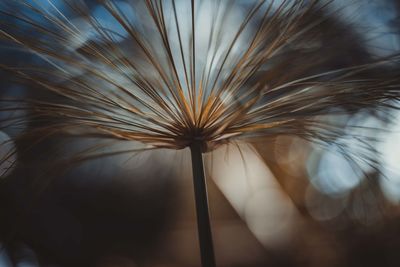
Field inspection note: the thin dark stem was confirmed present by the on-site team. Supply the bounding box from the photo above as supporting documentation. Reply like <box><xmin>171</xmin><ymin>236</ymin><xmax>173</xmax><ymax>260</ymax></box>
<box><xmin>190</xmin><ymin>142</ymin><xmax>216</xmax><ymax>267</ymax></box>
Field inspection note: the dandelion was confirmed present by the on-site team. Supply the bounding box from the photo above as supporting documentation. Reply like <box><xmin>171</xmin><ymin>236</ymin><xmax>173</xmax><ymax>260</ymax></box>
<box><xmin>0</xmin><ymin>0</ymin><xmax>399</xmax><ymax>266</ymax></box>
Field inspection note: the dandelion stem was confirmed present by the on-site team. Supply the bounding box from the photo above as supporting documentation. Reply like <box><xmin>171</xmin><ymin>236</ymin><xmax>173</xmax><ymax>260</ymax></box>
<box><xmin>190</xmin><ymin>142</ymin><xmax>216</xmax><ymax>267</ymax></box>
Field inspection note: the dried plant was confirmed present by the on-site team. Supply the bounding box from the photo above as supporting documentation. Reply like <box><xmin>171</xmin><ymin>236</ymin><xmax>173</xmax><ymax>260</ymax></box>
<box><xmin>0</xmin><ymin>0</ymin><xmax>399</xmax><ymax>266</ymax></box>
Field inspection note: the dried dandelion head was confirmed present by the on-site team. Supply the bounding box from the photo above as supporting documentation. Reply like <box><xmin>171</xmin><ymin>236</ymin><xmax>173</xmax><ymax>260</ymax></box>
<box><xmin>0</xmin><ymin>0</ymin><xmax>399</xmax><ymax>159</ymax></box>
<box><xmin>1</xmin><ymin>1</ymin><xmax>400</xmax><ymax>266</ymax></box>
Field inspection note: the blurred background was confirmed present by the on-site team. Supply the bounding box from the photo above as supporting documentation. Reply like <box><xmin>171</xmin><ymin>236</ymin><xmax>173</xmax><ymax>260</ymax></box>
<box><xmin>1</xmin><ymin>0</ymin><xmax>400</xmax><ymax>266</ymax></box>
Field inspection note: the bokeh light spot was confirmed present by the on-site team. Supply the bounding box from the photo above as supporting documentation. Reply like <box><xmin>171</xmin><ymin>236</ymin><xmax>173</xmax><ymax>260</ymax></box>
<box><xmin>379</xmin><ymin>108</ymin><xmax>400</xmax><ymax>203</ymax></box>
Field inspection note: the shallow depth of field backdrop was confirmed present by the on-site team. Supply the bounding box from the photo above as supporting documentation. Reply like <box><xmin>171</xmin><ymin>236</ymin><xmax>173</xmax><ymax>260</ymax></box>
<box><xmin>0</xmin><ymin>0</ymin><xmax>400</xmax><ymax>267</ymax></box>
